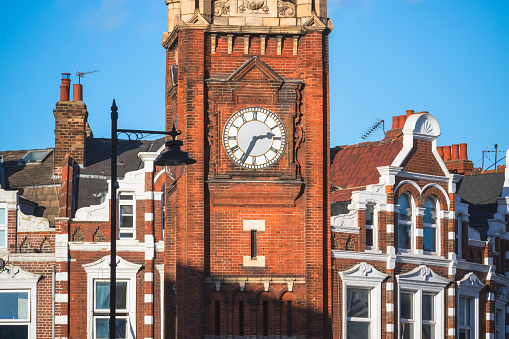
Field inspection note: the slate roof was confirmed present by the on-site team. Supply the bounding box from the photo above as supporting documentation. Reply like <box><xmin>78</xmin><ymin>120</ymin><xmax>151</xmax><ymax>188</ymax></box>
<box><xmin>457</xmin><ymin>172</ymin><xmax>505</xmax><ymax>235</ymax></box>
<box><xmin>0</xmin><ymin>137</ymin><xmax>164</xmax><ymax>224</ymax></box>
<box><xmin>330</xmin><ymin>139</ymin><xmax>403</xmax><ymax>202</ymax></box>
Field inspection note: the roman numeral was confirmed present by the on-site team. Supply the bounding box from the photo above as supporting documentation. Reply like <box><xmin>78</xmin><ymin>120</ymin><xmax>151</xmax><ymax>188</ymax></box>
<box><xmin>270</xmin><ymin>125</ymin><xmax>278</xmax><ymax>131</ymax></box>
<box><xmin>252</xmin><ymin>111</ymin><xmax>258</xmax><ymax>120</ymax></box>
<box><xmin>270</xmin><ymin>147</ymin><xmax>278</xmax><ymax>153</ymax></box>
<box><xmin>252</xmin><ymin>157</ymin><xmax>257</xmax><ymax>165</ymax></box>
<box><xmin>231</xmin><ymin>145</ymin><xmax>239</xmax><ymax>153</ymax></box>
<box><xmin>231</xmin><ymin>123</ymin><xmax>239</xmax><ymax>130</ymax></box>
<box><xmin>273</xmin><ymin>136</ymin><xmax>281</xmax><ymax>140</ymax></box>
<box><xmin>228</xmin><ymin>136</ymin><xmax>236</xmax><ymax>140</ymax></box>
<box><xmin>264</xmin><ymin>154</ymin><xmax>269</xmax><ymax>162</ymax></box>
<box><xmin>240</xmin><ymin>114</ymin><xmax>246</xmax><ymax>122</ymax></box>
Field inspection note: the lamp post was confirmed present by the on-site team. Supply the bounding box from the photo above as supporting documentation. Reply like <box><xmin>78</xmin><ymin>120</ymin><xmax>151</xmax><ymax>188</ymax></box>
<box><xmin>109</xmin><ymin>100</ymin><xmax>195</xmax><ymax>339</ymax></box>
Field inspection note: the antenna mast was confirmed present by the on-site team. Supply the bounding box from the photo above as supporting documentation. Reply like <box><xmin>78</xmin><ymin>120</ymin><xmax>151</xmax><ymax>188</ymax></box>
<box><xmin>76</xmin><ymin>70</ymin><xmax>99</xmax><ymax>84</ymax></box>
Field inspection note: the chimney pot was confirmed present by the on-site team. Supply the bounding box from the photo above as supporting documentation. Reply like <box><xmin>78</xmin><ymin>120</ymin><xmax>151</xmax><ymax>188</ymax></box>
<box><xmin>421</xmin><ymin>111</ymin><xmax>429</xmax><ymax>114</ymax></box>
<box><xmin>437</xmin><ymin>146</ymin><xmax>444</xmax><ymax>159</ymax></box>
<box><xmin>392</xmin><ymin>116</ymin><xmax>399</xmax><ymax>129</ymax></box>
<box><xmin>452</xmin><ymin>144</ymin><xmax>459</xmax><ymax>160</ymax></box>
<box><xmin>444</xmin><ymin>145</ymin><xmax>452</xmax><ymax>161</ymax></box>
<box><xmin>398</xmin><ymin>115</ymin><xmax>406</xmax><ymax>129</ymax></box>
<box><xmin>60</xmin><ymin>73</ymin><xmax>71</xmax><ymax>101</ymax></box>
<box><xmin>460</xmin><ymin>143</ymin><xmax>468</xmax><ymax>160</ymax></box>
<box><xmin>406</xmin><ymin>110</ymin><xmax>414</xmax><ymax>117</ymax></box>
<box><xmin>73</xmin><ymin>84</ymin><xmax>83</xmax><ymax>101</ymax></box>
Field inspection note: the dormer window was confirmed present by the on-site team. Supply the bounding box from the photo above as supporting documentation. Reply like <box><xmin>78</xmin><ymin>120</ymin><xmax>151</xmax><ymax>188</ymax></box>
<box><xmin>119</xmin><ymin>193</ymin><xmax>136</xmax><ymax>239</ymax></box>
<box><xmin>423</xmin><ymin>196</ymin><xmax>439</xmax><ymax>254</ymax></box>
<box><xmin>397</xmin><ymin>194</ymin><xmax>413</xmax><ymax>251</ymax></box>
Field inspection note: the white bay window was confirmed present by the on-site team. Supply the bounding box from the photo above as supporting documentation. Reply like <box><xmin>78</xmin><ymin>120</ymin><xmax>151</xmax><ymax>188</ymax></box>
<box><xmin>456</xmin><ymin>272</ymin><xmax>484</xmax><ymax>339</ymax></box>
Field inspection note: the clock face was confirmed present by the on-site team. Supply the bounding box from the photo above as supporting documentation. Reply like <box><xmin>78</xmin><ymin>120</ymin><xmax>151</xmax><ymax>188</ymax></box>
<box><xmin>223</xmin><ymin>107</ymin><xmax>287</xmax><ymax>169</ymax></box>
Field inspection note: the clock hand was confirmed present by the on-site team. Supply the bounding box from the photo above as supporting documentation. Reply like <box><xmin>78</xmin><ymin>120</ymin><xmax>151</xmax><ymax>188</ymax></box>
<box><xmin>256</xmin><ymin>132</ymin><xmax>275</xmax><ymax>140</ymax></box>
<box><xmin>240</xmin><ymin>136</ymin><xmax>259</xmax><ymax>163</ymax></box>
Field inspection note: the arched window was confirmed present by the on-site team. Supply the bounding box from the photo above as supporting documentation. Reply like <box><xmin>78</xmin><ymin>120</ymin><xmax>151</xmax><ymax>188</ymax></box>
<box><xmin>397</xmin><ymin>194</ymin><xmax>413</xmax><ymax>250</ymax></box>
<box><xmin>423</xmin><ymin>196</ymin><xmax>439</xmax><ymax>253</ymax></box>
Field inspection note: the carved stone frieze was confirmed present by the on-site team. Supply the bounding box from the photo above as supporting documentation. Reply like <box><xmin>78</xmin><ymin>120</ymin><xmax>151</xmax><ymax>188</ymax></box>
<box><xmin>239</xmin><ymin>0</ymin><xmax>269</xmax><ymax>13</ymax></box>
<box><xmin>214</xmin><ymin>0</ymin><xmax>230</xmax><ymax>16</ymax></box>
<box><xmin>278</xmin><ymin>0</ymin><xmax>295</xmax><ymax>17</ymax></box>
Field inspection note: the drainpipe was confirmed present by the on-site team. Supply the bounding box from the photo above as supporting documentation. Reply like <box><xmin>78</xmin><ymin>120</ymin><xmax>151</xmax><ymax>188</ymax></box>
<box><xmin>52</xmin><ymin>265</ymin><xmax>56</xmax><ymax>339</ymax></box>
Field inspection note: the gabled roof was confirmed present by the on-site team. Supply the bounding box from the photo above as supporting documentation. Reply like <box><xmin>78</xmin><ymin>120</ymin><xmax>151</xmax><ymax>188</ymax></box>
<box><xmin>330</xmin><ymin>139</ymin><xmax>403</xmax><ymax>202</ymax></box>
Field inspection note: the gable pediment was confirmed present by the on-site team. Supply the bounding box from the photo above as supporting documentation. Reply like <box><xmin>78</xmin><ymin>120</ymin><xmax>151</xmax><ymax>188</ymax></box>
<box><xmin>227</xmin><ymin>56</ymin><xmax>283</xmax><ymax>83</ymax></box>
<box><xmin>185</xmin><ymin>12</ymin><xmax>210</xmax><ymax>28</ymax></box>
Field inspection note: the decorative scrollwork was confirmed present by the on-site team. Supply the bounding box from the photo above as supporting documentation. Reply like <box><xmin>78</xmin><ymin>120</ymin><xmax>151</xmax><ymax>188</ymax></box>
<box><xmin>213</xmin><ymin>0</ymin><xmax>230</xmax><ymax>16</ymax></box>
<box><xmin>278</xmin><ymin>0</ymin><xmax>295</xmax><ymax>17</ymax></box>
<box><xmin>359</xmin><ymin>262</ymin><xmax>372</xmax><ymax>276</ymax></box>
<box><xmin>293</xmin><ymin>83</ymin><xmax>304</xmax><ymax>177</ymax></box>
<box><xmin>239</xmin><ymin>0</ymin><xmax>269</xmax><ymax>13</ymax></box>
<box><xmin>419</xmin><ymin>266</ymin><xmax>432</xmax><ymax>280</ymax></box>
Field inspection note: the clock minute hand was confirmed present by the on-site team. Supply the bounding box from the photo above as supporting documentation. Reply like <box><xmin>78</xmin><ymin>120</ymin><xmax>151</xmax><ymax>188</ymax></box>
<box><xmin>241</xmin><ymin>135</ymin><xmax>259</xmax><ymax>163</ymax></box>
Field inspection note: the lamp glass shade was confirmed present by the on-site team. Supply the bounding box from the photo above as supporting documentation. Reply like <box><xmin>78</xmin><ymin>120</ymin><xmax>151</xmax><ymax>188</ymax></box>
<box><xmin>166</xmin><ymin>163</ymin><xmax>186</xmax><ymax>184</ymax></box>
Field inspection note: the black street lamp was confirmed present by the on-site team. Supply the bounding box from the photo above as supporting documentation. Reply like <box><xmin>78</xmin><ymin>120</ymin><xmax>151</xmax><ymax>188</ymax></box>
<box><xmin>109</xmin><ymin>100</ymin><xmax>195</xmax><ymax>339</ymax></box>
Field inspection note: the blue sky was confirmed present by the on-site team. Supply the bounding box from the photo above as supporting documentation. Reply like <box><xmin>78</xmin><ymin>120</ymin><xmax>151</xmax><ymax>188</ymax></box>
<box><xmin>1</xmin><ymin>0</ymin><xmax>508</xmax><ymax>169</ymax></box>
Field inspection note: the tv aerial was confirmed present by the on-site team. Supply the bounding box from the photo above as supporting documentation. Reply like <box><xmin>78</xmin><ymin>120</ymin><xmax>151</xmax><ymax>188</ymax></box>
<box><xmin>360</xmin><ymin>118</ymin><xmax>385</xmax><ymax>140</ymax></box>
<box><xmin>76</xmin><ymin>70</ymin><xmax>99</xmax><ymax>84</ymax></box>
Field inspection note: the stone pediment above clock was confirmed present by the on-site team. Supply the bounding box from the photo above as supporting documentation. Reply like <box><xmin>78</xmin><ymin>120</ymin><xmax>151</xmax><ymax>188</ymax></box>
<box><xmin>227</xmin><ymin>56</ymin><xmax>283</xmax><ymax>83</ymax></box>
<box><xmin>185</xmin><ymin>12</ymin><xmax>210</xmax><ymax>28</ymax></box>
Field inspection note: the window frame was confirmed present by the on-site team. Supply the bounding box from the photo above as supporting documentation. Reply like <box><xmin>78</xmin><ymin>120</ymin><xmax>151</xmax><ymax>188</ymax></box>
<box><xmin>397</xmin><ymin>265</ymin><xmax>449</xmax><ymax>339</ymax></box>
<box><xmin>118</xmin><ymin>192</ymin><xmax>136</xmax><ymax>240</ymax></box>
<box><xmin>397</xmin><ymin>193</ymin><xmax>415</xmax><ymax>253</ymax></box>
<box><xmin>83</xmin><ymin>255</ymin><xmax>141</xmax><ymax>339</ymax></box>
<box><xmin>456</xmin><ymin>272</ymin><xmax>485</xmax><ymax>339</ymax></box>
<box><xmin>0</xmin><ymin>266</ymin><xmax>40</xmax><ymax>339</ymax></box>
<box><xmin>422</xmin><ymin>196</ymin><xmax>440</xmax><ymax>255</ymax></box>
<box><xmin>365</xmin><ymin>204</ymin><xmax>377</xmax><ymax>250</ymax></box>
<box><xmin>339</xmin><ymin>262</ymin><xmax>387</xmax><ymax>339</ymax></box>
<box><xmin>0</xmin><ymin>203</ymin><xmax>7</xmax><ymax>249</ymax></box>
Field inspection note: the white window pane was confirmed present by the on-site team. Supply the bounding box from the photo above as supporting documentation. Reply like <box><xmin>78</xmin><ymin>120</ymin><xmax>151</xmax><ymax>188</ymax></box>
<box><xmin>365</xmin><ymin>205</ymin><xmax>374</xmax><ymax>225</ymax></box>
<box><xmin>120</xmin><ymin>216</ymin><xmax>133</xmax><ymax>228</ymax></box>
<box><xmin>400</xmin><ymin>323</ymin><xmax>413</xmax><ymax>339</ymax></box>
<box><xmin>119</xmin><ymin>232</ymin><xmax>134</xmax><ymax>238</ymax></box>
<box><xmin>398</xmin><ymin>195</ymin><xmax>411</xmax><ymax>220</ymax></box>
<box><xmin>459</xmin><ymin>329</ymin><xmax>470</xmax><ymax>339</ymax></box>
<box><xmin>422</xmin><ymin>295</ymin><xmax>434</xmax><ymax>321</ymax></box>
<box><xmin>0</xmin><ymin>229</ymin><xmax>5</xmax><ymax>247</ymax></box>
<box><xmin>459</xmin><ymin>297</ymin><xmax>470</xmax><ymax>326</ymax></box>
<box><xmin>423</xmin><ymin>227</ymin><xmax>435</xmax><ymax>252</ymax></box>
<box><xmin>400</xmin><ymin>293</ymin><xmax>413</xmax><ymax>320</ymax></box>
<box><xmin>366</xmin><ymin>229</ymin><xmax>373</xmax><ymax>247</ymax></box>
<box><xmin>0</xmin><ymin>208</ymin><xmax>5</xmax><ymax>225</ymax></box>
<box><xmin>0</xmin><ymin>292</ymin><xmax>29</xmax><ymax>320</ymax></box>
<box><xmin>119</xmin><ymin>194</ymin><xmax>133</xmax><ymax>200</ymax></box>
<box><xmin>120</xmin><ymin>205</ymin><xmax>133</xmax><ymax>215</ymax></box>
<box><xmin>0</xmin><ymin>325</ymin><xmax>29</xmax><ymax>338</ymax></box>
<box><xmin>423</xmin><ymin>197</ymin><xmax>436</xmax><ymax>224</ymax></box>
<box><xmin>422</xmin><ymin>324</ymin><xmax>435</xmax><ymax>339</ymax></box>
<box><xmin>347</xmin><ymin>321</ymin><xmax>369</xmax><ymax>339</ymax></box>
<box><xmin>95</xmin><ymin>282</ymin><xmax>127</xmax><ymax>310</ymax></box>
<box><xmin>96</xmin><ymin>318</ymin><xmax>127</xmax><ymax>339</ymax></box>
<box><xmin>347</xmin><ymin>288</ymin><xmax>370</xmax><ymax>318</ymax></box>
<box><xmin>398</xmin><ymin>225</ymin><xmax>411</xmax><ymax>249</ymax></box>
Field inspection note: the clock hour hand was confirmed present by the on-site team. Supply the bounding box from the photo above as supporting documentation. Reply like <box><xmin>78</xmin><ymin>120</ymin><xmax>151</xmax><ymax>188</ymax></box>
<box><xmin>240</xmin><ymin>135</ymin><xmax>259</xmax><ymax>163</ymax></box>
<box><xmin>256</xmin><ymin>132</ymin><xmax>275</xmax><ymax>140</ymax></box>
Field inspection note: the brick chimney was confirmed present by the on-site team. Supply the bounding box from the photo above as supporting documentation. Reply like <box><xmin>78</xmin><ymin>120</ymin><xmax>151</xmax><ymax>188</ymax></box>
<box><xmin>53</xmin><ymin>73</ymin><xmax>92</xmax><ymax>175</ymax></box>
<box><xmin>384</xmin><ymin>110</ymin><xmax>415</xmax><ymax>140</ymax></box>
<box><xmin>440</xmin><ymin>143</ymin><xmax>474</xmax><ymax>175</ymax></box>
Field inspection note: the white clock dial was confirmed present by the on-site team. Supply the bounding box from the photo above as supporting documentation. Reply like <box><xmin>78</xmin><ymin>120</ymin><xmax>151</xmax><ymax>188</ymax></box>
<box><xmin>222</xmin><ymin>107</ymin><xmax>287</xmax><ymax>169</ymax></box>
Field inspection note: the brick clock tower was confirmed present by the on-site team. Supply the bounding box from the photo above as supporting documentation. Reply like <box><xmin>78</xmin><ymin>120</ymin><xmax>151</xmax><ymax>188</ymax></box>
<box><xmin>162</xmin><ymin>0</ymin><xmax>331</xmax><ymax>336</ymax></box>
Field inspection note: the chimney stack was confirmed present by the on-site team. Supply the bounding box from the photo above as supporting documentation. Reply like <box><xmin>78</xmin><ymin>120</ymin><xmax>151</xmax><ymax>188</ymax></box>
<box><xmin>440</xmin><ymin>143</ymin><xmax>474</xmax><ymax>175</ymax></box>
<box><xmin>60</xmin><ymin>73</ymin><xmax>71</xmax><ymax>101</ymax></box>
<box><xmin>54</xmin><ymin>73</ymin><xmax>90</xmax><ymax>175</ymax></box>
